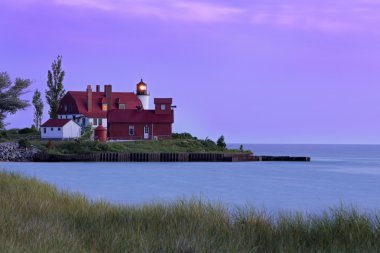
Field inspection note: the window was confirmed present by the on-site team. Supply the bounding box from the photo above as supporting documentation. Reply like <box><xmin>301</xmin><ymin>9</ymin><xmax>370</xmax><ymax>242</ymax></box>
<box><xmin>119</xmin><ymin>104</ymin><xmax>125</xmax><ymax>109</ymax></box>
<box><xmin>99</xmin><ymin>118</ymin><xmax>103</xmax><ymax>126</ymax></box>
<box><xmin>102</xmin><ymin>104</ymin><xmax>107</xmax><ymax>111</ymax></box>
<box><xmin>43</xmin><ymin>128</ymin><xmax>46</xmax><ymax>134</ymax></box>
<box><xmin>51</xmin><ymin>128</ymin><xmax>53</xmax><ymax>131</ymax></box>
<box><xmin>64</xmin><ymin>105</ymin><xmax>67</xmax><ymax>112</ymax></box>
<box><xmin>65</xmin><ymin>115</ymin><xmax>68</xmax><ymax>119</ymax></box>
<box><xmin>93</xmin><ymin>118</ymin><xmax>98</xmax><ymax>126</ymax></box>
<box><xmin>161</xmin><ymin>104</ymin><xmax>166</xmax><ymax>110</ymax></box>
<box><xmin>58</xmin><ymin>128</ymin><xmax>61</xmax><ymax>131</ymax></box>
<box><xmin>129</xmin><ymin>125</ymin><xmax>135</xmax><ymax>135</ymax></box>
<box><xmin>82</xmin><ymin>118</ymin><xmax>86</xmax><ymax>126</ymax></box>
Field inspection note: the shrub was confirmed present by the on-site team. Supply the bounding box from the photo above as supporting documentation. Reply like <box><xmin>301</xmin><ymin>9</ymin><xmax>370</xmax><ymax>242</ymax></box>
<box><xmin>81</xmin><ymin>124</ymin><xmax>93</xmax><ymax>141</ymax></box>
<box><xmin>172</xmin><ymin>132</ymin><xmax>197</xmax><ymax>140</ymax></box>
<box><xmin>0</xmin><ymin>131</ymin><xmax>9</xmax><ymax>139</ymax></box>
<box><xmin>46</xmin><ymin>140</ymin><xmax>55</xmax><ymax>149</ymax></box>
<box><xmin>217</xmin><ymin>135</ymin><xmax>226</xmax><ymax>150</ymax></box>
<box><xmin>18</xmin><ymin>127</ymin><xmax>37</xmax><ymax>134</ymax></box>
<box><xmin>18</xmin><ymin>139</ymin><xmax>31</xmax><ymax>149</ymax></box>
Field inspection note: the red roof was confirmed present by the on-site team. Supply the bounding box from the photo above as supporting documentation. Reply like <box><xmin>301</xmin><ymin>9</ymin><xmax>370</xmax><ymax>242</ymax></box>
<box><xmin>108</xmin><ymin>109</ymin><xmax>174</xmax><ymax>124</ymax></box>
<box><xmin>41</xmin><ymin>119</ymin><xmax>71</xmax><ymax>127</ymax></box>
<box><xmin>154</xmin><ymin>98</ymin><xmax>172</xmax><ymax>104</ymax></box>
<box><xmin>57</xmin><ymin>91</ymin><xmax>142</xmax><ymax>118</ymax></box>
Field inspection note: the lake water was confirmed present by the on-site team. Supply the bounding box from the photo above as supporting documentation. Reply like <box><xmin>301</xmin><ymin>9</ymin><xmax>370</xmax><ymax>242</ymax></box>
<box><xmin>1</xmin><ymin>144</ymin><xmax>380</xmax><ymax>213</ymax></box>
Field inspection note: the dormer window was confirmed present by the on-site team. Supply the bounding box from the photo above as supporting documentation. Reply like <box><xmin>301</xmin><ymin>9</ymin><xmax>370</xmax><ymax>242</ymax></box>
<box><xmin>161</xmin><ymin>104</ymin><xmax>166</xmax><ymax>110</ymax></box>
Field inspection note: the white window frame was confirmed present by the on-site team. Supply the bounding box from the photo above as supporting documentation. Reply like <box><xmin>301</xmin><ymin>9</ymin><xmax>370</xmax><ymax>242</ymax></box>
<box><xmin>129</xmin><ymin>125</ymin><xmax>135</xmax><ymax>136</ymax></box>
<box><xmin>161</xmin><ymin>104</ymin><xmax>166</xmax><ymax>110</ymax></box>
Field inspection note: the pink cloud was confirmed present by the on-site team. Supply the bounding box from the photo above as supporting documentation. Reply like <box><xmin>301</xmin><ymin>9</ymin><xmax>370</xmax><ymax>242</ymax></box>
<box><xmin>2</xmin><ymin>0</ymin><xmax>380</xmax><ymax>33</ymax></box>
<box><xmin>51</xmin><ymin>0</ymin><xmax>245</xmax><ymax>23</ymax></box>
<box><xmin>249</xmin><ymin>2</ymin><xmax>380</xmax><ymax>34</ymax></box>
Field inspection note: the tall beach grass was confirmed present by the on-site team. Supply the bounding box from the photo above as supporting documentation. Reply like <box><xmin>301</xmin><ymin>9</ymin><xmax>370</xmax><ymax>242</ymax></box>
<box><xmin>0</xmin><ymin>171</ymin><xmax>379</xmax><ymax>252</ymax></box>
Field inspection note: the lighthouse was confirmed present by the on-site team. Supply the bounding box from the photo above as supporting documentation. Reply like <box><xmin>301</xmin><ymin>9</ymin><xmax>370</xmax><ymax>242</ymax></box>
<box><xmin>136</xmin><ymin>79</ymin><xmax>150</xmax><ymax>109</ymax></box>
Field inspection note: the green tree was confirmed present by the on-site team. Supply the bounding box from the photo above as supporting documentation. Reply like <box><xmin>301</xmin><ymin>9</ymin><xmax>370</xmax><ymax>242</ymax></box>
<box><xmin>217</xmin><ymin>135</ymin><xmax>226</xmax><ymax>150</ymax></box>
<box><xmin>81</xmin><ymin>123</ymin><xmax>93</xmax><ymax>141</ymax></box>
<box><xmin>46</xmin><ymin>55</ymin><xmax>65</xmax><ymax>119</ymax></box>
<box><xmin>32</xmin><ymin>89</ymin><xmax>44</xmax><ymax>130</ymax></box>
<box><xmin>0</xmin><ymin>72</ymin><xmax>30</xmax><ymax>130</ymax></box>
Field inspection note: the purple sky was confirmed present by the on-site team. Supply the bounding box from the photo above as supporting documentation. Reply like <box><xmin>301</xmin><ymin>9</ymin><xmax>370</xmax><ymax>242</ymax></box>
<box><xmin>1</xmin><ymin>0</ymin><xmax>380</xmax><ymax>144</ymax></box>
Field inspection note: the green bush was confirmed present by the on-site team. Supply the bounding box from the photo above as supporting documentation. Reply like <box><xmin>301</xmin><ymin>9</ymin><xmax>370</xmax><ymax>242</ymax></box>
<box><xmin>18</xmin><ymin>139</ymin><xmax>31</xmax><ymax>149</ymax></box>
<box><xmin>46</xmin><ymin>140</ymin><xmax>55</xmax><ymax>150</ymax></box>
<box><xmin>0</xmin><ymin>130</ymin><xmax>9</xmax><ymax>139</ymax></box>
<box><xmin>217</xmin><ymin>135</ymin><xmax>227</xmax><ymax>150</ymax></box>
<box><xmin>18</xmin><ymin>127</ymin><xmax>37</xmax><ymax>134</ymax></box>
<box><xmin>172</xmin><ymin>132</ymin><xmax>197</xmax><ymax>140</ymax></box>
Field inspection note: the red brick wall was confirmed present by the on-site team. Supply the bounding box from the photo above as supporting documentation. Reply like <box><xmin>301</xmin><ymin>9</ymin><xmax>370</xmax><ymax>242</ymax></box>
<box><xmin>108</xmin><ymin>123</ymin><xmax>172</xmax><ymax>140</ymax></box>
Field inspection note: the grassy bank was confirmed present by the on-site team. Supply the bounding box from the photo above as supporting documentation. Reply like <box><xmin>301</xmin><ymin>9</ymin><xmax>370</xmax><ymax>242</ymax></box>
<box><xmin>0</xmin><ymin>172</ymin><xmax>379</xmax><ymax>252</ymax></box>
<box><xmin>1</xmin><ymin>129</ymin><xmax>250</xmax><ymax>154</ymax></box>
<box><xmin>31</xmin><ymin>138</ymin><xmax>249</xmax><ymax>155</ymax></box>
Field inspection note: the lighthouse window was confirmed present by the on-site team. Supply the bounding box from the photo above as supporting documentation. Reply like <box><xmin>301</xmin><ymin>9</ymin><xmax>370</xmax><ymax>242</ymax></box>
<box><xmin>129</xmin><ymin>125</ymin><xmax>135</xmax><ymax>135</ymax></box>
<box><xmin>161</xmin><ymin>104</ymin><xmax>166</xmax><ymax>110</ymax></box>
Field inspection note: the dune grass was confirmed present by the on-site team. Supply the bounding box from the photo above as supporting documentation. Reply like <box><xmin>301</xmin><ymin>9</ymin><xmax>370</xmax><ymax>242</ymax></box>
<box><xmin>0</xmin><ymin>172</ymin><xmax>379</xmax><ymax>252</ymax></box>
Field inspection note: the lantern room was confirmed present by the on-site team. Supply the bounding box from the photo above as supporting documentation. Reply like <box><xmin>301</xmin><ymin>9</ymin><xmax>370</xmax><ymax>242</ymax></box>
<box><xmin>136</xmin><ymin>79</ymin><xmax>148</xmax><ymax>95</ymax></box>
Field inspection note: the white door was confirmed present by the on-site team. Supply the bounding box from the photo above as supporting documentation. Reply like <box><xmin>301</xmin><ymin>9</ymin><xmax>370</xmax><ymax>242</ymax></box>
<box><xmin>144</xmin><ymin>125</ymin><xmax>149</xmax><ymax>139</ymax></box>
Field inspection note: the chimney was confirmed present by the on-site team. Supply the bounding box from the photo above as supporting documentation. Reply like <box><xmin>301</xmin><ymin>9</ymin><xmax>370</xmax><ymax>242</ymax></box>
<box><xmin>104</xmin><ymin>84</ymin><xmax>112</xmax><ymax>111</ymax></box>
<box><xmin>96</xmin><ymin>85</ymin><xmax>100</xmax><ymax>92</ymax></box>
<box><xmin>87</xmin><ymin>85</ymin><xmax>92</xmax><ymax>112</ymax></box>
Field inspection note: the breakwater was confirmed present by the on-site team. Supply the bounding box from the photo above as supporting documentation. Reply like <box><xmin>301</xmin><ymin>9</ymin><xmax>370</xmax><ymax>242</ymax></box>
<box><xmin>33</xmin><ymin>152</ymin><xmax>310</xmax><ymax>162</ymax></box>
<box><xmin>0</xmin><ymin>142</ymin><xmax>38</xmax><ymax>162</ymax></box>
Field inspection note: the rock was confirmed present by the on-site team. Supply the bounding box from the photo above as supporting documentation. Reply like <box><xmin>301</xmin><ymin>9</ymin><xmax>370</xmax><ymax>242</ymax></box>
<box><xmin>0</xmin><ymin>142</ymin><xmax>38</xmax><ymax>162</ymax></box>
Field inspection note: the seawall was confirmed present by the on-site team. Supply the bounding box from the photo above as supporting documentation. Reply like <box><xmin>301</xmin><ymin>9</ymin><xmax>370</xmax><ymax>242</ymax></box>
<box><xmin>33</xmin><ymin>152</ymin><xmax>311</xmax><ymax>162</ymax></box>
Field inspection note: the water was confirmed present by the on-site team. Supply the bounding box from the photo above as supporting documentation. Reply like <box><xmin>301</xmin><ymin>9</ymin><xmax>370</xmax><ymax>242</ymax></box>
<box><xmin>1</xmin><ymin>144</ymin><xmax>380</xmax><ymax>213</ymax></box>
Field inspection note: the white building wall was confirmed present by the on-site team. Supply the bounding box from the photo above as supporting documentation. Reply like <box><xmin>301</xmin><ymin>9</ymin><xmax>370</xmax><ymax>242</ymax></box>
<box><xmin>41</xmin><ymin>126</ymin><xmax>64</xmax><ymax>139</ymax></box>
<box><xmin>138</xmin><ymin>95</ymin><xmax>150</xmax><ymax>110</ymax></box>
<box><xmin>62</xmin><ymin>121</ymin><xmax>81</xmax><ymax>139</ymax></box>
<box><xmin>58</xmin><ymin>114</ymin><xmax>84</xmax><ymax>126</ymax></box>
<box><xmin>89</xmin><ymin>118</ymin><xmax>107</xmax><ymax>129</ymax></box>
<box><xmin>58</xmin><ymin>115</ymin><xmax>107</xmax><ymax>129</ymax></box>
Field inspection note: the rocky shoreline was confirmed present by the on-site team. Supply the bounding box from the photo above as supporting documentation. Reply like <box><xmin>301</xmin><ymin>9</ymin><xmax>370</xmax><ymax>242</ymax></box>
<box><xmin>0</xmin><ymin>142</ymin><xmax>38</xmax><ymax>162</ymax></box>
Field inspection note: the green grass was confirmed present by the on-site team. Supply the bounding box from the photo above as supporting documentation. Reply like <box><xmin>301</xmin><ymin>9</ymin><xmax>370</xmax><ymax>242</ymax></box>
<box><xmin>0</xmin><ymin>172</ymin><xmax>379</xmax><ymax>252</ymax></box>
<box><xmin>30</xmin><ymin>139</ymin><xmax>249</xmax><ymax>155</ymax></box>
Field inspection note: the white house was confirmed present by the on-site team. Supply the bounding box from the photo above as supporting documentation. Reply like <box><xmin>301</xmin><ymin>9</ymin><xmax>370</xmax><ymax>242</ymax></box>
<box><xmin>41</xmin><ymin>119</ymin><xmax>81</xmax><ymax>140</ymax></box>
